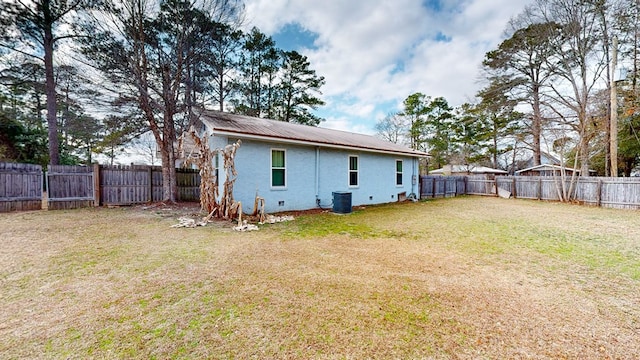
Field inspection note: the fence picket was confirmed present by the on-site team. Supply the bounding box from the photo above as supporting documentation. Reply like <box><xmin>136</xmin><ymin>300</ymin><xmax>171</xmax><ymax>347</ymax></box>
<box><xmin>1</xmin><ymin>162</ymin><xmax>200</xmax><ymax>212</ymax></box>
<box><xmin>420</xmin><ymin>175</ymin><xmax>640</xmax><ymax>210</ymax></box>
<box><xmin>99</xmin><ymin>165</ymin><xmax>199</xmax><ymax>206</ymax></box>
<box><xmin>6</xmin><ymin>161</ymin><xmax>640</xmax><ymax>212</ymax></box>
<box><xmin>0</xmin><ymin>162</ymin><xmax>43</xmax><ymax>212</ymax></box>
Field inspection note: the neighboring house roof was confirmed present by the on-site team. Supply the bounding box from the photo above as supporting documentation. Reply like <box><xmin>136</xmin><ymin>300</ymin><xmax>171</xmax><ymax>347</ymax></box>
<box><xmin>193</xmin><ymin>109</ymin><xmax>427</xmax><ymax>157</ymax></box>
<box><xmin>515</xmin><ymin>164</ymin><xmax>580</xmax><ymax>174</ymax></box>
<box><xmin>430</xmin><ymin>165</ymin><xmax>508</xmax><ymax>175</ymax></box>
<box><xmin>540</xmin><ymin>152</ymin><xmax>561</xmax><ymax>165</ymax></box>
<box><xmin>522</xmin><ymin>152</ymin><xmax>562</xmax><ymax>168</ymax></box>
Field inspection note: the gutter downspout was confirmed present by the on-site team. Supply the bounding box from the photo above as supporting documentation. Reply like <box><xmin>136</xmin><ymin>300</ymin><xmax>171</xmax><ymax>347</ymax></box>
<box><xmin>315</xmin><ymin>147</ymin><xmax>320</xmax><ymax>204</ymax></box>
<box><xmin>411</xmin><ymin>157</ymin><xmax>419</xmax><ymax>200</ymax></box>
<box><xmin>412</xmin><ymin>157</ymin><xmax>417</xmax><ymax>195</ymax></box>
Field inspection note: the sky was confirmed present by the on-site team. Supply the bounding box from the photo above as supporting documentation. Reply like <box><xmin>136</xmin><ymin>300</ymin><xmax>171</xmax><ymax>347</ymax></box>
<box><xmin>241</xmin><ymin>0</ymin><xmax>532</xmax><ymax>135</ymax></box>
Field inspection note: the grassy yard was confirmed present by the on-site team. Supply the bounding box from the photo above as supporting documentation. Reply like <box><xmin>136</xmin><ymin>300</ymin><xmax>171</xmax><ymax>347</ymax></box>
<box><xmin>1</xmin><ymin>196</ymin><xmax>639</xmax><ymax>359</ymax></box>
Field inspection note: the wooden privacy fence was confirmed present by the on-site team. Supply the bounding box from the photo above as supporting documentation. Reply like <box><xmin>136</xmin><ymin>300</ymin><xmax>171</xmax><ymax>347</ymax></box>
<box><xmin>176</xmin><ymin>169</ymin><xmax>200</xmax><ymax>202</ymax></box>
<box><xmin>498</xmin><ymin>176</ymin><xmax>640</xmax><ymax>209</ymax></box>
<box><xmin>419</xmin><ymin>176</ymin><xmax>467</xmax><ymax>198</ymax></box>
<box><xmin>0</xmin><ymin>162</ymin><xmax>42</xmax><ymax>212</ymax></box>
<box><xmin>100</xmin><ymin>165</ymin><xmax>199</xmax><ymax>205</ymax></box>
<box><xmin>462</xmin><ymin>175</ymin><xmax>640</xmax><ymax>210</ymax></box>
<box><xmin>46</xmin><ymin>165</ymin><xmax>95</xmax><ymax>210</ymax></box>
<box><xmin>0</xmin><ymin>162</ymin><xmax>200</xmax><ymax>212</ymax></box>
<box><xmin>100</xmin><ymin>165</ymin><xmax>163</xmax><ymax>205</ymax></box>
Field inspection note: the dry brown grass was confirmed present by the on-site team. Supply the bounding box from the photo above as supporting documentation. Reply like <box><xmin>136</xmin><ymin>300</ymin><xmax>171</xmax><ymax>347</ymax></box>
<box><xmin>1</xmin><ymin>197</ymin><xmax>639</xmax><ymax>359</ymax></box>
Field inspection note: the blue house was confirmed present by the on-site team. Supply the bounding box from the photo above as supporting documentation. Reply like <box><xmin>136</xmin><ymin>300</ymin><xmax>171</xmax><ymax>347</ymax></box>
<box><xmin>192</xmin><ymin>110</ymin><xmax>427</xmax><ymax>213</ymax></box>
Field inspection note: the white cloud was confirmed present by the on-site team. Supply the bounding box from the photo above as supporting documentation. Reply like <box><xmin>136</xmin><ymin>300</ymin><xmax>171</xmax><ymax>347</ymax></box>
<box><xmin>320</xmin><ymin>116</ymin><xmax>375</xmax><ymax>135</ymax></box>
<box><xmin>335</xmin><ymin>101</ymin><xmax>377</xmax><ymax>119</ymax></box>
<box><xmin>243</xmin><ymin>0</ymin><xmax>532</xmax><ymax>133</ymax></box>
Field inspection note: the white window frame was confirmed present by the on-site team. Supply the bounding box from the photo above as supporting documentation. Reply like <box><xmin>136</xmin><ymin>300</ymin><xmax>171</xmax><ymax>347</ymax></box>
<box><xmin>396</xmin><ymin>159</ymin><xmax>403</xmax><ymax>186</ymax></box>
<box><xmin>348</xmin><ymin>155</ymin><xmax>359</xmax><ymax>188</ymax></box>
<box><xmin>271</xmin><ymin>148</ymin><xmax>287</xmax><ymax>189</ymax></box>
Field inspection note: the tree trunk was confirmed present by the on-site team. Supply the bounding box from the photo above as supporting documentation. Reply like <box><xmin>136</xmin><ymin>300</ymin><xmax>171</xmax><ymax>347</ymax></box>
<box><xmin>185</xmin><ymin>61</ymin><xmax>193</xmax><ymax>127</ymax></box>
<box><xmin>579</xmin><ymin>135</ymin><xmax>590</xmax><ymax>177</ymax></box>
<box><xmin>492</xmin><ymin>116</ymin><xmax>498</xmax><ymax>168</ymax></box>
<box><xmin>531</xmin><ymin>84</ymin><xmax>542</xmax><ymax>167</ymax></box>
<box><xmin>169</xmin><ymin>144</ymin><xmax>177</xmax><ymax>201</ymax></box>
<box><xmin>158</xmin><ymin>135</ymin><xmax>177</xmax><ymax>203</ymax></box>
<box><xmin>161</xmin><ymin>106</ymin><xmax>177</xmax><ymax>203</ymax></box>
<box><xmin>218</xmin><ymin>67</ymin><xmax>224</xmax><ymax>111</ymax></box>
<box><xmin>599</xmin><ymin>5</ymin><xmax>612</xmax><ymax>177</ymax></box>
<box><xmin>610</xmin><ymin>37</ymin><xmax>618</xmax><ymax>177</ymax></box>
<box><xmin>43</xmin><ymin>13</ymin><xmax>59</xmax><ymax>165</ymax></box>
<box><xmin>160</xmin><ymin>145</ymin><xmax>171</xmax><ymax>202</ymax></box>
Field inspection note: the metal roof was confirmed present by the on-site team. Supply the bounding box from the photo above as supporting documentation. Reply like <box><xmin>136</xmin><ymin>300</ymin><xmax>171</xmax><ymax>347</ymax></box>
<box><xmin>515</xmin><ymin>164</ymin><xmax>580</xmax><ymax>174</ymax></box>
<box><xmin>194</xmin><ymin>109</ymin><xmax>427</xmax><ymax>157</ymax></box>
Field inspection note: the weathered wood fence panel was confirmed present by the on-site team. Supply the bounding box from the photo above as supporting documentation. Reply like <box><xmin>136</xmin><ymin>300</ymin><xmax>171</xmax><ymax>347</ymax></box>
<box><xmin>100</xmin><ymin>165</ymin><xmax>158</xmax><ymax>205</ymax></box>
<box><xmin>0</xmin><ymin>162</ymin><xmax>42</xmax><ymax>212</ymax></box>
<box><xmin>420</xmin><ymin>174</ymin><xmax>640</xmax><ymax>210</ymax></box>
<box><xmin>471</xmin><ymin>176</ymin><xmax>561</xmax><ymax>201</ymax></box>
<box><xmin>466</xmin><ymin>175</ymin><xmax>495</xmax><ymax>196</ymax></box>
<box><xmin>1</xmin><ymin>162</ymin><xmax>200</xmax><ymax>212</ymax></box>
<box><xmin>46</xmin><ymin>165</ymin><xmax>95</xmax><ymax>210</ymax></box>
<box><xmin>496</xmin><ymin>177</ymin><xmax>514</xmax><ymax>196</ymax></box>
<box><xmin>540</xmin><ymin>178</ymin><xmax>562</xmax><ymax>201</ymax></box>
<box><xmin>176</xmin><ymin>168</ymin><xmax>200</xmax><ymax>201</ymax></box>
<box><xmin>593</xmin><ymin>177</ymin><xmax>640</xmax><ymax>209</ymax></box>
<box><xmin>99</xmin><ymin>165</ymin><xmax>200</xmax><ymax>206</ymax></box>
<box><xmin>574</xmin><ymin>178</ymin><xmax>599</xmax><ymax>206</ymax></box>
<box><xmin>513</xmin><ymin>177</ymin><xmax>542</xmax><ymax>199</ymax></box>
<box><xmin>419</xmin><ymin>176</ymin><xmax>465</xmax><ymax>198</ymax></box>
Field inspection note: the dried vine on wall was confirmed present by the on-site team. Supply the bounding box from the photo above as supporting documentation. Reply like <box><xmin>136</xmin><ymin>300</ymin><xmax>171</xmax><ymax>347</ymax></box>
<box><xmin>220</xmin><ymin>141</ymin><xmax>242</xmax><ymax>221</ymax></box>
<box><xmin>182</xmin><ymin>130</ymin><xmax>242</xmax><ymax>222</ymax></box>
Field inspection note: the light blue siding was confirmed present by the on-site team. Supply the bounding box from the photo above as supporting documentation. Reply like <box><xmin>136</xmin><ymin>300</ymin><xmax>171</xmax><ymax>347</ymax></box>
<box><xmin>320</xmin><ymin>151</ymin><xmax>417</xmax><ymax>207</ymax></box>
<box><xmin>212</xmin><ymin>135</ymin><xmax>419</xmax><ymax>213</ymax></box>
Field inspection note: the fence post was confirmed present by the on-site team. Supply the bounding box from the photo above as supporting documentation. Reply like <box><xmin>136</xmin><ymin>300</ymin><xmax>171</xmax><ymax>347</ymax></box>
<box><xmin>93</xmin><ymin>163</ymin><xmax>100</xmax><ymax>207</ymax></box>
<box><xmin>450</xmin><ymin>177</ymin><xmax>455</xmax><ymax>197</ymax></box>
<box><xmin>512</xmin><ymin>177</ymin><xmax>517</xmax><ymax>199</ymax></box>
<box><xmin>596</xmin><ymin>179</ymin><xmax>603</xmax><ymax>207</ymax></box>
<box><xmin>148</xmin><ymin>166</ymin><xmax>153</xmax><ymax>202</ymax></box>
<box><xmin>494</xmin><ymin>178</ymin><xmax>499</xmax><ymax>197</ymax></box>
<box><xmin>432</xmin><ymin>178</ymin><xmax>436</xmax><ymax>198</ymax></box>
<box><xmin>537</xmin><ymin>178</ymin><xmax>542</xmax><ymax>200</ymax></box>
<box><xmin>464</xmin><ymin>176</ymin><xmax>468</xmax><ymax>195</ymax></box>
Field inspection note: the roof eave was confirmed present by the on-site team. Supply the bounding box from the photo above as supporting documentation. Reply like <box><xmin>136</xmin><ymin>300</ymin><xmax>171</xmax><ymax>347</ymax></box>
<box><xmin>515</xmin><ymin>164</ymin><xmax>581</xmax><ymax>174</ymax></box>
<box><xmin>209</xmin><ymin>129</ymin><xmax>427</xmax><ymax>158</ymax></box>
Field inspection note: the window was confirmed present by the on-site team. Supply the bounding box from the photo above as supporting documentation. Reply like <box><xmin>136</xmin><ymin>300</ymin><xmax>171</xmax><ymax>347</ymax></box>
<box><xmin>348</xmin><ymin>155</ymin><xmax>358</xmax><ymax>187</ymax></box>
<box><xmin>396</xmin><ymin>160</ymin><xmax>403</xmax><ymax>186</ymax></box>
<box><xmin>271</xmin><ymin>149</ymin><xmax>286</xmax><ymax>187</ymax></box>
<box><xmin>214</xmin><ymin>154</ymin><xmax>219</xmax><ymax>186</ymax></box>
